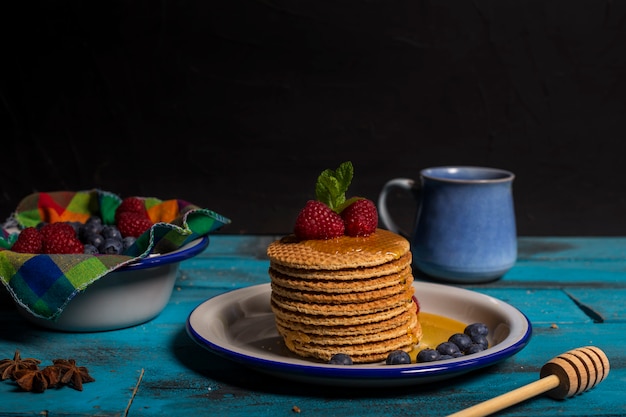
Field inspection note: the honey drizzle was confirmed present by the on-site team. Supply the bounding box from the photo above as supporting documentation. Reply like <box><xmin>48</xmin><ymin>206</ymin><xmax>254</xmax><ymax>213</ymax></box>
<box><xmin>301</xmin><ymin>229</ymin><xmax>407</xmax><ymax>259</ymax></box>
<box><xmin>408</xmin><ymin>312</ymin><xmax>468</xmax><ymax>361</ymax></box>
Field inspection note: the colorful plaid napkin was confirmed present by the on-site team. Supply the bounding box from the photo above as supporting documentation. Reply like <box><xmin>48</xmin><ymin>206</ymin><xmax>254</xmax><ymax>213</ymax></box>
<box><xmin>0</xmin><ymin>189</ymin><xmax>231</xmax><ymax>320</ymax></box>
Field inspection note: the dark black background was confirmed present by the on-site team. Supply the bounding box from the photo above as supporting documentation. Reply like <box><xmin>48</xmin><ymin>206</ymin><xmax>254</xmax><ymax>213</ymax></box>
<box><xmin>2</xmin><ymin>1</ymin><xmax>626</xmax><ymax>235</ymax></box>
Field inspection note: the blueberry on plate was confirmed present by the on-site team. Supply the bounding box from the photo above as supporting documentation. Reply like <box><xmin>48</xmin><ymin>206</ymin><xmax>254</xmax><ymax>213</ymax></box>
<box><xmin>386</xmin><ymin>350</ymin><xmax>411</xmax><ymax>365</ymax></box>
<box><xmin>436</xmin><ymin>341</ymin><xmax>462</xmax><ymax>357</ymax></box>
<box><xmin>466</xmin><ymin>343</ymin><xmax>487</xmax><ymax>355</ymax></box>
<box><xmin>448</xmin><ymin>333</ymin><xmax>473</xmax><ymax>353</ymax></box>
<box><xmin>464</xmin><ymin>323</ymin><xmax>489</xmax><ymax>339</ymax></box>
<box><xmin>470</xmin><ymin>334</ymin><xmax>489</xmax><ymax>350</ymax></box>
<box><xmin>416</xmin><ymin>348</ymin><xmax>441</xmax><ymax>363</ymax></box>
<box><xmin>329</xmin><ymin>353</ymin><xmax>353</xmax><ymax>365</ymax></box>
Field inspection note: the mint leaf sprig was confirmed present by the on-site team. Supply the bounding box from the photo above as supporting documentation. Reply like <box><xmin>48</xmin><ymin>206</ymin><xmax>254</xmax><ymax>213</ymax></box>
<box><xmin>315</xmin><ymin>161</ymin><xmax>360</xmax><ymax>212</ymax></box>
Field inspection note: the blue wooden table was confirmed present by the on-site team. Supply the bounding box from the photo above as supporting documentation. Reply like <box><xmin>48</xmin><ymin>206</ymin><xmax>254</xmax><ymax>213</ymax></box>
<box><xmin>1</xmin><ymin>235</ymin><xmax>624</xmax><ymax>416</ymax></box>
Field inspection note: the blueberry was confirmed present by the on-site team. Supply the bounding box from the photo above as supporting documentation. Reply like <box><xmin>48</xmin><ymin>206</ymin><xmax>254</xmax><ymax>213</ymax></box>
<box><xmin>416</xmin><ymin>348</ymin><xmax>441</xmax><ymax>363</ymax></box>
<box><xmin>329</xmin><ymin>353</ymin><xmax>353</xmax><ymax>365</ymax></box>
<box><xmin>84</xmin><ymin>233</ymin><xmax>105</xmax><ymax>249</ymax></box>
<box><xmin>386</xmin><ymin>350</ymin><xmax>411</xmax><ymax>365</ymax></box>
<box><xmin>68</xmin><ymin>221</ymin><xmax>82</xmax><ymax>235</ymax></box>
<box><xmin>466</xmin><ymin>343</ymin><xmax>487</xmax><ymax>355</ymax></box>
<box><xmin>102</xmin><ymin>225</ymin><xmax>123</xmax><ymax>240</ymax></box>
<box><xmin>122</xmin><ymin>236</ymin><xmax>137</xmax><ymax>251</ymax></box>
<box><xmin>449</xmin><ymin>333</ymin><xmax>473</xmax><ymax>353</ymax></box>
<box><xmin>83</xmin><ymin>244</ymin><xmax>99</xmax><ymax>255</ymax></box>
<box><xmin>464</xmin><ymin>323</ymin><xmax>489</xmax><ymax>339</ymax></box>
<box><xmin>86</xmin><ymin>215</ymin><xmax>103</xmax><ymax>226</ymax></box>
<box><xmin>436</xmin><ymin>341</ymin><xmax>462</xmax><ymax>357</ymax></box>
<box><xmin>471</xmin><ymin>334</ymin><xmax>489</xmax><ymax>350</ymax></box>
<box><xmin>80</xmin><ymin>217</ymin><xmax>104</xmax><ymax>237</ymax></box>
<box><xmin>99</xmin><ymin>238</ymin><xmax>123</xmax><ymax>254</ymax></box>
<box><xmin>439</xmin><ymin>354</ymin><xmax>454</xmax><ymax>360</ymax></box>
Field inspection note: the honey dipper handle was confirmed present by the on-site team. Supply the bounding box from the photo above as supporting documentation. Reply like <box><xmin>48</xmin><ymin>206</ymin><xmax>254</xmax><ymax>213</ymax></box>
<box><xmin>445</xmin><ymin>374</ymin><xmax>560</xmax><ymax>417</ymax></box>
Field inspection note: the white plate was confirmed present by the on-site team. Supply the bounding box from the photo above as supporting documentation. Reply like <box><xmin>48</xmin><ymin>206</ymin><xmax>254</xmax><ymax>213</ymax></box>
<box><xmin>186</xmin><ymin>282</ymin><xmax>532</xmax><ymax>387</ymax></box>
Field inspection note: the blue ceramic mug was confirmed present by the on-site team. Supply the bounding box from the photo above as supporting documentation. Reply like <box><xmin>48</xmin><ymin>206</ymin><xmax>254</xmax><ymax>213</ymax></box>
<box><xmin>378</xmin><ymin>166</ymin><xmax>517</xmax><ymax>283</ymax></box>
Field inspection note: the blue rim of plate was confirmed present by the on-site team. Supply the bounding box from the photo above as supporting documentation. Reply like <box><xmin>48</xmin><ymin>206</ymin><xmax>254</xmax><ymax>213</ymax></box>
<box><xmin>121</xmin><ymin>236</ymin><xmax>209</xmax><ymax>271</ymax></box>
<box><xmin>186</xmin><ymin>282</ymin><xmax>532</xmax><ymax>386</ymax></box>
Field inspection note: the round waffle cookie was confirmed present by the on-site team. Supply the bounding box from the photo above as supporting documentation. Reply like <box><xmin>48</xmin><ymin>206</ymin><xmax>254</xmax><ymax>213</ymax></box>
<box><xmin>272</xmin><ymin>305</ymin><xmax>418</xmax><ymax>336</ymax></box>
<box><xmin>269</xmin><ymin>265</ymin><xmax>412</xmax><ymax>293</ymax></box>
<box><xmin>276</xmin><ymin>313</ymin><xmax>419</xmax><ymax>345</ymax></box>
<box><xmin>270</xmin><ymin>286</ymin><xmax>414</xmax><ymax>314</ymax></box>
<box><xmin>267</xmin><ymin>228</ymin><xmax>411</xmax><ymax>270</ymax></box>
<box><xmin>270</xmin><ymin>299</ymin><xmax>413</xmax><ymax>326</ymax></box>
<box><xmin>269</xmin><ymin>252</ymin><xmax>413</xmax><ymax>280</ymax></box>
<box><xmin>281</xmin><ymin>324</ymin><xmax>421</xmax><ymax>363</ymax></box>
<box><xmin>267</xmin><ymin>228</ymin><xmax>421</xmax><ymax>364</ymax></box>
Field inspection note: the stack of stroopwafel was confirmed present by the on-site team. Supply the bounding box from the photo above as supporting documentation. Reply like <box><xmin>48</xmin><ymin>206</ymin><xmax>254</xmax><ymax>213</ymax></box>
<box><xmin>267</xmin><ymin>228</ymin><xmax>421</xmax><ymax>363</ymax></box>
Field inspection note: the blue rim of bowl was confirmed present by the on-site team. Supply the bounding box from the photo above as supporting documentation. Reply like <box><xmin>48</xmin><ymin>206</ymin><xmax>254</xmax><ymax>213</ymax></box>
<box><xmin>121</xmin><ymin>236</ymin><xmax>210</xmax><ymax>270</ymax></box>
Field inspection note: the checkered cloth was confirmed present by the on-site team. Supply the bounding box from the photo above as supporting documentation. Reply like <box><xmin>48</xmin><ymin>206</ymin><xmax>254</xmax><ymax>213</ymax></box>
<box><xmin>0</xmin><ymin>190</ymin><xmax>231</xmax><ymax>320</ymax></box>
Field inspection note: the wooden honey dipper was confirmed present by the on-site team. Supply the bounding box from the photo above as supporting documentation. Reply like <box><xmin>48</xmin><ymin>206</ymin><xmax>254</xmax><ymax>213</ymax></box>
<box><xmin>446</xmin><ymin>346</ymin><xmax>610</xmax><ymax>417</ymax></box>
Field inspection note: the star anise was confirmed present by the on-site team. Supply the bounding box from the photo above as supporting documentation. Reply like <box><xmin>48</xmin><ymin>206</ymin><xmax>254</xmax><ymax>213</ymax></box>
<box><xmin>52</xmin><ymin>358</ymin><xmax>95</xmax><ymax>391</ymax></box>
<box><xmin>13</xmin><ymin>366</ymin><xmax>61</xmax><ymax>393</ymax></box>
<box><xmin>0</xmin><ymin>350</ymin><xmax>41</xmax><ymax>381</ymax></box>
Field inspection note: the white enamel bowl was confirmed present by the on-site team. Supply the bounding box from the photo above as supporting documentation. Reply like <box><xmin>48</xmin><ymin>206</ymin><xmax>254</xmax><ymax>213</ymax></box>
<box><xmin>16</xmin><ymin>236</ymin><xmax>209</xmax><ymax>332</ymax></box>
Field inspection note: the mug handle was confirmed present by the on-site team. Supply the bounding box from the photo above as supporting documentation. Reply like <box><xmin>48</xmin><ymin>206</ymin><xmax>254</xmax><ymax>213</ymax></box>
<box><xmin>378</xmin><ymin>178</ymin><xmax>416</xmax><ymax>239</ymax></box>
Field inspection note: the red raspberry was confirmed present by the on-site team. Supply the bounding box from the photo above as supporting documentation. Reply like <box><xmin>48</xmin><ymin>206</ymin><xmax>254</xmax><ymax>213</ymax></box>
<box><xmin>39</xmin><ymin>222</ymin><xmax>76</xmax><ymax>240</ymax></box>
<box><xmin>115</xmin><ymin>197</ymin><xmax>149</xmax><ymax>222</ymax></box>
<box><xmin>340</xmin><ymin>198</ymin><xmax>378</xmax><ymax>237</ymax></box>
<box><xmin>116</xmin><ymin>211</ymin><xmax>153</xmax><ymax>238</ymax></box>
<box><xmin>11</xmin><ymin>227</ymin><xmax>44</xmax><ymax>253</ymax></box>
<box><xmin>294</xmin><ymin>200</ymin><xmax>345</xmax><ymax>240</ymax></box>
<box><xmin>41</xmin><ymin>230</ymin><xmax>84</xmax><ymax>254</ymax></box>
